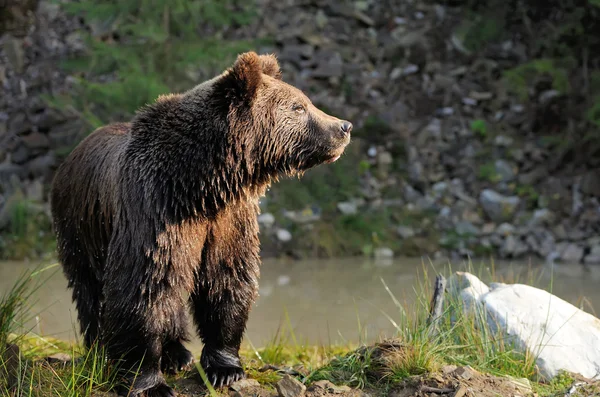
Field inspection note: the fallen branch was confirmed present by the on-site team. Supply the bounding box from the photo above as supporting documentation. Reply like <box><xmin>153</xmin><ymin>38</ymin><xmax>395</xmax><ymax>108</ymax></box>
<box><xmin>427</xmin><ymin>275</ymin><xmax>447</xmax><ymax>338</ymax></box>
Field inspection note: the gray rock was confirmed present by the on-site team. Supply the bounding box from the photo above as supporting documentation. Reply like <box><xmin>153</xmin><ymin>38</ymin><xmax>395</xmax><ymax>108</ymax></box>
<box><xmin>377</xmin><ymin>151</ymin><xmax>393</xmax><ymax>178</ymax></box>
<box><xmin>24</xmin><ymin>152</ymin><xmax>56</xmax><ymax>178</ymax></box>
<box><xmin>0</xmin><ymin>162</ymin><xmax>25</xmax><ymax>189</ymax></box>
<box><xmin>415</xmin><ymin>195</ymin><xmax>437</xmax><ymax>212</ymax></box>
<box><xmin>496</xmin><ymin>222</ymin><xmax>516</xmax><ymax>236</ymax></box>
<box><xmin>529</xmin><ymin>209</ymin><xmax>555</xmax><ymax>227</ymax></box>
<box><xmin>500</xmin><ymin>235</ymin><xmax>529</xmax><ymax>258</ymax></box>
<box><xmin>455</xmin><ymin>221</ymin><xmax>479</xmax><ymax>236</ymax></box>
<box><xmin>494</xmin><ymin>160</ymin><xmax>515</xmax><ymax>182</ymax></box>
<box><xmin>432</xmin><ymin>181</ymin><xmax>448</xmax><ymax>196</ymax></box>
<box><xmin>22</xmin><ymin>132</ymin><xmax>50</xmax><ymax>151</ymax></box>
<box><xmin>479</xmin><ymin>189</ymin><xmax>521</xmax><ymax>222</ymax></box>
<box><xmin>552</xmin><ymin>223</ymin><xmax>569</xmax><ymax>240</ymax></box>
<box><xmin>276</xmin><ymin>375</ymin><xmax>306</xmax><ymax>397</ymax></box>
<box><xmin>4</xmin><ymin>35</ymin><xmax>25</xmax><ymax>73</ymax></box>
<box><xmin>539</xmin><ymin>89</ymin><xmax>560</xmax><ymax>105</ymax></box>
<box><xmin>25</xmin><ymin>179</ymin><xmax>44</xmax><ymax>202</ymax></box>
<box><xmin>11</xmin><ymin>144</ymin><xmax>32</xmax><ymax>165</ymax></box>
<box><xmin>408</xmin><ymin>161</ymin><xmax>424</xmax><ymax>185</ymax></box>
<box><xmin>587</xmin><ymin>236</ymin><xmax>600</xmax><ymax>246</ymax></box>
<box><xmin>309</xmin><ymin>380</ymin><xmax>351</xmax><ymax>394</ymax></box>
<box><xmin>396</xmin><ymin>225</ymin><xmax>415</xmax><ymax>239</ymax></box>
<box><xmin>282</xmin><ymin>207</ymin><xmax>320</xmax><ymax>223</ymax></box>
<box><xmin>311</xmin><ymin>52</ymin><xmax>343</xmax><ymax>79</ymax></box>
<box><xmin>374</xmin><ymin>247</ymin><xmax>394</xmax><ymax>259</ymax></box>
<box><xmin>276</xmin><ymin>229</ymin><xmax>292</xmax><ymax>243</ymax></box>
<box><xmin>536</xmin><ymin>232</ymin><xmax>556</xmax><ymax>258</ymax></box>
<box><xmin>315</xmin><ymin>9</ymin><xmax>328</xmax><ymax>29</ymax></box>
<box><xmin>462</xmin><ymin>97</ymin><xmax>477</xmax><ymax>106</ymax></box>
<box><xmin>377</xmin><ymin>151</ymin><xmax>393</xmax><ymax>165</ymax></box>
<box><xmin>231</xmin><ymin>378</ymin><xmax>260</xmax><ymax>391</ymax></box>
<box><xmin>257</xmin><ymin>213</ymin><xmax>275</xmax><ymax>228</ymax></box>
<box><xmin>560</xmin><ymin>243</ymin><xmax>584</xmax><ymax>263</ymax></box>
<box><xmin>65</xmin><ymin>32</ymin><xmax>86</xmax><ymax>52</ymax></box>
<box><xmin>337</xmin><ymin>201</ymin><xmax>357</xmax><ymax>215</ymax></box>
<box><xmin>0</xmin><ymin>202</ymin><xmax>9</xmax><ymax>230</ymax></box>
<box><xmin>402</xmin><ymin>64</ymin><xmax>419</xmax><ymax>75</ymax></box>
<box><xmin>38</xmin><ymin>2</ymin><xmax>61</xmax><ymax>21</ymax></box>
<box><xmin>403</xmin><ymin>184</ymin><xmax>422</xmax><ymax>203</ymax></box>
<box><xmin>518</xmin><ymin>168</ymin><xmax>548</xmax><ymax>185</ymax></box>
<box><xmin>580</xmin><ymin>170</ymin><xmax>600</xmax><ymax>198</ymax></box>
<box><xmin>494</xmin><ymin>135</ymin><xmax>514</xmax><ymax>147</ymax></box>
<box><xmin>567</xmin><ymin>227</ymin><xmax>587</xmax><ymax>241</ymax></box>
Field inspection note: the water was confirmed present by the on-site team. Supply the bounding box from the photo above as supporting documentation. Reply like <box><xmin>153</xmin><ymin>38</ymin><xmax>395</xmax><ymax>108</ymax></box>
<box><xmin>1</xmin><ymin>256</ymin><xmax>599</xmax><ymax>355</ymax></box>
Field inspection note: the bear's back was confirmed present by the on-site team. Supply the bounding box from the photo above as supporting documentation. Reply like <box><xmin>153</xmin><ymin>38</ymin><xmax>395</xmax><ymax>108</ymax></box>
<box><xmin>51</xmin><ymin>122</ymin><xmax>133</xmax><ymax>258</ymax></box>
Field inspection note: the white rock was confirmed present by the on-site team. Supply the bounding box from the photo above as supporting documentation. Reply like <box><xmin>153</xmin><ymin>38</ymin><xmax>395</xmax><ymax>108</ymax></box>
<box><xmin>454</xmin><ymin>272</ymin><xmax>600</xmax><ymax>380</ymax></box>
<box><xmin>374</xmin><ymin>247</ymin><xmax>394</xmax><ymax>259</ymax></box>
<box><xmin>257</xmin><ymin>212</ymin><xmax>275</xmax><ymax>227</ymax></box>
<box><xmin>276</xmin><ymin>228</ymin><xmax>292</xmax><ymax>242</ymax></box>
<box><xmin>447</xmin><ymin>271</ymin><xmax>490</xmax><ymax>313</ymax></box>
<box><xmin>396</xmin><ymin>225</ymin><xmax>415</xmax><ymax>239</ymax></box>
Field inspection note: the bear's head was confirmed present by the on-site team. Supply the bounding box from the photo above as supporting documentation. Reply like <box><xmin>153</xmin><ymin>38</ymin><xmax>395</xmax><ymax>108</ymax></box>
<box><xmin>214</xmin><ymin>51</ymin><xmax>352</xmax><ymax>177</ymax></box>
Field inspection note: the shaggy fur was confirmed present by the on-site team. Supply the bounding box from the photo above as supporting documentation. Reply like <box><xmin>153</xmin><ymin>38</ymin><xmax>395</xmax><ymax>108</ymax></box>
<box><xmin>50</xmin><ymin>52</ymin><xmax>352</xmax><ymax>397</ymax></box>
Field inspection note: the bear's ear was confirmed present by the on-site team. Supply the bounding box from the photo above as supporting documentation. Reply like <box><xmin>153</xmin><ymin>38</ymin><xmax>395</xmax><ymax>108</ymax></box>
<box><xmin>259</xmin><ymin>54</ymin><xmax>282</xmax><ymax>80</ymax></box>
<box><xmin>226</xmin><ymin>51</ymin><xmax>263</xmax><ymax>103</ymax></box>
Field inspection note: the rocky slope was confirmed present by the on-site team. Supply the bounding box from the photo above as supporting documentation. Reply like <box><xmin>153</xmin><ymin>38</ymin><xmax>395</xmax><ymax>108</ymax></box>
<box><xmin>1</xmin><ymin>0</ymin><xmax>599</xmax><ymax>264</ymax></box>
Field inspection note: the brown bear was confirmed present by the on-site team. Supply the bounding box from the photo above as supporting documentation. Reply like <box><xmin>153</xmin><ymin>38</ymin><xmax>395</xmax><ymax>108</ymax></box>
<box><xmin>50</xmin><ymin>51</ymin><xmax>352</xmax><ymax>397</ymax></box>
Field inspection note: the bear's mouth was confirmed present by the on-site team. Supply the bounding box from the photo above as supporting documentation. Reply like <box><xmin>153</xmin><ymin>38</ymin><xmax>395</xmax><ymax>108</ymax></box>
<box><xmin>325</xmin><ymin>154</ymin><xmax>341</xmax><ymax>164</ymax></box>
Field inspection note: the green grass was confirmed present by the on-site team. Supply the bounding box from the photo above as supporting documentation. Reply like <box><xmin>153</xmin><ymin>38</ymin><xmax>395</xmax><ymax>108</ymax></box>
<box><xmin>503</xmin><ymin>58</ymin><xmax>576</xmax><ymax>101</ymax></box>
<box><xmin>471</xmin><ymin>119</ymin><xmax>488</xmax><ymax>139</ymax></box>
<box><xmin>0</xmin><ymin>193</ymin><xmax>56</xmax><ymax>261</ymax></box>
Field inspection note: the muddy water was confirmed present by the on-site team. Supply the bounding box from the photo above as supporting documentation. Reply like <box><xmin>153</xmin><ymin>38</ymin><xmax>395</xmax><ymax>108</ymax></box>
<box><xmin>1</xmin><ymin>256</ymin><xmax>599</xmax><ymax>355</ymax></box>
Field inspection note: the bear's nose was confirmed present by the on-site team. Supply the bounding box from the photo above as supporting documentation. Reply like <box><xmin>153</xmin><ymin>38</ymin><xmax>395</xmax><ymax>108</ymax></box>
<box><xmin>341</xmin><ymin>121</ymin><xmax>353</xmax><ymax>135</ymax></box>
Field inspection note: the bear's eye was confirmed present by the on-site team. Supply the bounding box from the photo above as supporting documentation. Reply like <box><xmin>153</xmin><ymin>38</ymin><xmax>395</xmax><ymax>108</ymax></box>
<box><xmin>292</xmin><ymin>104</ymin><xmax>306</xmax><ymax>114</ymax></box>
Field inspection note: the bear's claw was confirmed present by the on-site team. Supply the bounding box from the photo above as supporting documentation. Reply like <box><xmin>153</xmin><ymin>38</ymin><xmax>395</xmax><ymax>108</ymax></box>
<box><xmin>206</xmin><ymin>366</ymin><xmax>246</xmax><ymax>388</ymax></box>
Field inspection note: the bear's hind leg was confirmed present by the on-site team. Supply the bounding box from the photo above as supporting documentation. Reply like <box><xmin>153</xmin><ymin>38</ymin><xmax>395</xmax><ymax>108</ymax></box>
<box><xmin>56</xmin><ymin>231</ymin><xmax>103</xmax><ymax>349</ymax></box>
<box><xmin>161</xmin><ymin>340</ymin><xmax>194</xmax><ymax>375</ymax></box>
<box><xmin>161</xmin><ymin>307</ymin><xmax>194</xmax><ymax>375</ymax></box>
<box><xmin>102</xmin><ymin>246</ymin><xmax>177</xmax><ymax>396</ymax></box>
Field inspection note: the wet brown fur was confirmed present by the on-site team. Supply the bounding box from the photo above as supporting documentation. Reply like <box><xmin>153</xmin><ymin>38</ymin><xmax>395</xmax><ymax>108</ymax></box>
<box><xmin>50</xmin><ymin>52</ymin><xmax>351</xmax><ymax>397</ymax></box>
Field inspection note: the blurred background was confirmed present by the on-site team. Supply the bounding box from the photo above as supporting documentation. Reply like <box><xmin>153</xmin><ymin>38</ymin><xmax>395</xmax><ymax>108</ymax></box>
<box><xmin>0</xmin><ymin>0</ymin><xmax>599</xmax><ymax>350</ymax></box>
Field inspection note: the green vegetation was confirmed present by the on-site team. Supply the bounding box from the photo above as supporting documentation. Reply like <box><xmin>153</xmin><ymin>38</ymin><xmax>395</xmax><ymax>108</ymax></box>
<box><xmin>0</xmin><ymin>193</ymin><xmax>55</xmax><ymax>261</ymax></box>
<box><xmin>504</xmin><ymin>58</ymin><xmax>574</xmax><ymax>101</ymax></box>
<box><xmin>477</xmin><ymin>162</ymin><xmax>501</xmax><ymax>183</ymax></box>
<box><xmin>470</xmin><ymin>119</ymin><xmax>488</xmax><ymax>139</ymax></box>
<box><xmin>48</xmin><ymin>0</ymin><xmax>265</xmax><ymax>128</ymax></box>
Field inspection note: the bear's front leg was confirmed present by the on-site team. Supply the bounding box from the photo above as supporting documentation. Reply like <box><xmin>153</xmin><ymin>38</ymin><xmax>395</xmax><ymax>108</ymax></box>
<box><xmin>190</xmin><ymin>241</ymin><xmax>260</xmax><ymax>388</ymax></box>
<box><xmin>190</xmin><ymin>270</ymin><xmax>258</xmax><ymax>388</ymax></box>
